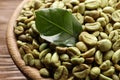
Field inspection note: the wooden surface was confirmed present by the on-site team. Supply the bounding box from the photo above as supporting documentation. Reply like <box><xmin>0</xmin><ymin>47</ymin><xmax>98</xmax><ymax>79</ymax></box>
<box><xmin>0</xmin><ymin>0</ymin><xmax>27</xmax><ymax>80</ymax></box>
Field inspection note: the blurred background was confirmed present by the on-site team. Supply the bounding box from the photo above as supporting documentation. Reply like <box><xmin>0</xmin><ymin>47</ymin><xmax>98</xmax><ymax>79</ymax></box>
<box><xmin>0</xmin><ymin>0</ymin><xmax>27</xmax><ymax>80</ymax></box>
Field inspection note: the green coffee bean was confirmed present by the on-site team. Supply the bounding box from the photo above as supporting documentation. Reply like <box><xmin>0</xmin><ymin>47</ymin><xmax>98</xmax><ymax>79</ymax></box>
<box><xmin>46</xmin><ymin>3</ymin><xmax>55</xmax><ymax>9</ymax></box>
<box><xmin>99</xmin><ymin>74</ymin><xmax>112</xmax><ymax>80</ymax></box>
<box><xmin>99</xmin><ymin>26</ymin><xmax>104</xmax><ymax>32</ymax></box>
<box><xmin>76</xmin><ymin>42</ymin><xmax>88</xmax><ymax>52</ymax></box>
<box><xmin>65</xmin><ymin>3</ymin><xmax>73</xmax><ymax>9</ymax></box>
<box><xmin>85</xmin><ymin>0</ymin><xmax>100</xmax><ymax>9</ymax></box>
<box><xmin>23</xmin><ymin>11</ymin><xmax>33</xmax><ymax>17</ymax></box>
<box><xmin>82</xmin><ymin>48</ymin><xmax>96</xmax><ymax>58</ymax></box>
<box><xmin>39</xmin><ymin>43</ymin><xmax>48</xmax><ymax>52</ymax></box>
<box><xmin>39</xmin><ymin>49</ymin><xmax>50</xmax><ymax>60</ymax></box>
<box><xmin>79</xmin><ymin>32</ymin><xmax>98</xmax><ymax>46</ymax></box>
<box><xmin>60</xmin><ymin>54</ymin><xmax>69</xmax><ymax>62</ymax></box>
<box><xmin>113</xmin><ymin>22</ymin><xmax>120</xmax><ymax>30</ymax></box>
<box><xmin>70</xmin><ymin>0</ymin><xmax>79</xmax><ymax>5</ymax></box>
<box><xmin>114</xmin><ymin>64</ymin><xmax>120</xmax><ymax>71</ymax></box>
<box><xmin>100</xmin><ymin>60</ymin><xmax>111</xmax><ymax>71</ymax></box>
<box><xmin>27</xmin><ymin>21</ymin><xmax>35</xmax><ymax>28</ymax></box>
<box><xmin>67</xmin><ymin>76</ymin><xmax>74</xmax><ymax>80</ymax></box>
<box><xmin>82</xmin><ymin>25</ymin><xmax>86</xmax><ymax>31</ymax></box>
<box><xmin>92</xmin><ymin>31</ymin><xmax>100</xmax><ymax>37</ymax></box>
<box><xmin>16</xmin><ymin>16</ymin><xmax>28</xmax><ymax>22</ymax></box>
<box><xmin>97</xmin><ymin>7</ymin><xmax>103</xmax><ymax>13</ymax></box>
<box><xmin>97</xmin><ymin>39</ymin><xmax>112</xmax><ymax>52</ymax></box>
<box><xmin>75</xmin><ymin>13</ymin><xmax>84</xmax><ymax>24</ymax></box>
<box><xmin>17</xmin><ymin>22</ymin><xmax>26</xmax><ymax>28</ymax></box>
<box><xmin>101</xmin><ymin>12</ymin><xmax>110</xmax><ymax>24</ymax></box>
<box><xmin>23</xmin><ymin>54</ymin><xmax>34</xmax><ymax>65</ymax></box>
<box><xmin>18</xmin><ymin>34</ymin><xmax>33</xmax><ymax>42</ymax></box>
<box><xmin>32</xmin><ymin>49</ymin><xmax>39</xmax><ymax>58</ymax></box>
<box><xmin>109</xmin><ymin>30</ymin><xmax>119</xmax><ymax>42</ymax></box>
<box><xmin>90</xmin><ymin>67</ymin><xmax>101</xmax><ymax>78</ymax></box>
<box><xmin>29</xmin><ymin>59</ymin><xmax>34</xmax><ymax>67</ymax></box>
<box><xmin>78</xmin><ymin>3</ymin><xmax>85</xmax><ymax>14</ymax></box>
<box><xmin>62</xmin><ymin>62</ymin><xmax>72</xmax><ymax>69</ymax></box>
<box><xmin>100</xmin><ymin>0</ymin><xmax>108</xmax><ymax>8</ymax></box>
<box><xmin>50</xmin><ymin>1</ymin><xmax>60</xmax><ymax>8</ymax></box>
<box><xmin>19</xmin><ymin>47</ymin><xmax>26</xmax><ymax>58</ymax></box>
<box><xmin>100</xmin><ymin>32</ymin><xmax>108</xmax><ymax>39</ymax></box>
<box><xmin>17</xmin><ymin>40</ymin><xmax>26</xmax><ymax>47</ymax></box>
<box><xmin>18</xmin><ymin>35</ymin><xmax>27</xmax><ymax>42</ymax></box>
<box><xmin>115</xmin><ymin>1</ymin><xmax>120</xmax><ymax>9</ymax></box>
<box><xmin>44</xmin><ymin>53</ymin><xmax>52</xmax><ymax>66</ymax></box>
<box><xmin>72</xmin><ymin>64</ymin><xmax>90</xmax><ymax>79</ymax></box>
<box><xmin>67</xmin><ymin>47</ymin><xmax>81</xmax><ymax>58</ymax></box>
<box><xmin>102</xmin><ymin>66</ymin><xmax>115</xmax><ymax>76</ymax></box>
<box><xmin>84</xmin><ymin>16</ymin><xmax>95</xmax><ymax>23</ymax></box>
<box><xmin>112</xmin><ymin>39</ymin><xmax>120</xmax><ymax>51</ymax></box>
<box><xmin>112</xmin><ymin>74</ymin><xmax>120</xmax><ymax>80</ymax></box>
<box><xmin>85</xmin><ymin>57</ymin><xmax>94</xmax><ymax>64</ymax></box>
<box><xmin>56</xmin><ymin>46</ymin><xmax>67</xmax><ymax>54</ymax></box>
<box><xmin>71</xmin><ymin>57</ymin><xmax>85</xmax><ymax>65</ymax></box>
<box><xmin>25</xmin><ymin>28</ymin><xmax>34</xmax><ymax>37</ymax></box>
<box><xmin>85</xmin><ymin>10</ymin><xmax>100</xmax><ymax>19</ymax></box>
<box><xmin>22</xmin><ymin>44</ymin><xmax>32</xmax><ymax>54</ymax></box>
<box><xmin>112</xmin><ymin>49</ymin><xmax>120</xmax><ymax>64</ymax></box>
<box><xmin>26</xmin><ymin>43</ymin><xmax>34</xmax><ymax>51</ymax></box>
<box><xmin>105</xmin><ymin>14</ymin><xmax>113</xmax><ymax>22</ymax></box>
<box><xmin>31</xmin><ymin>23</ymin><xmax>39</xmax><ymax>34</ymax></box>
<box><xmin>97</xmin><ymin>17</ymin><xmax>107</xmax><ymax>27</ymax></box>
<box><xmin>23</xmin><ymin>0</ymin><xmax>33</xmax><ymax>10</ymax></box>
<box><xmin>109</xmin><ymin>0</ymin><xmax>117</xmax><ymax>7</ymax></box>
<box><xmin>34</xmin><ymin>0</ymin><xmax>42</xmax><ymax>9</ymax></box>
<box><xmin>39</xmin><ymin>68</ymin><xmax>50</xmax><ymax>77</ymax></box>
<box><xmin>54</xmin><ymin>66</ymin><xmax>68</xmax><ymax>80</ymax></box>
<box><xmin>106</xmin><ymin>12</ymin><xmax>113</xmax><ymax>20</ymax></box>
<box><xmin>106</xmin><ymin>24</ymin><xmax>114</xmax><ymax>35</ymax></box>
<box><xmin>24</xmin><ymin>16</ymin><xmax>35</xmax><ymax>23</ymax></box>
<box><xmin>112</xmin><ymin>10</ymin><xmax>120</xmax><ymax>22</ymax></box>
<box><xmin>14</xmin><ymin>26</ymin><xmax>24</xmax><ymax>35</ymax></box>
<box><xmin>51</xmin><ymin>52</ymin><xmax>61</xmax><ymax>67</ymax></box>
<box><xmin>67</xmin><ymin>9</ymin><xmax>72</xmax><ymax>13</ymax></box>
<box><xmin>103</xmin><ymin>7</ymin><xmax>115</xmax><ymax>14</ymax></box>
<box><xmin>116</xmin><ymin>29</ymin><xmax>120</xmax><ymax>35</ymax></box>
<box><xmin>58</xmin><ymin>1</ymin><xmax>64</xmax><ymax>8</ymax></box>
<box><xmin>104</xmin><ymin>50</ymin><xmax>114</xmax><ymax>60</ymax></box>
<box><xmin>32</xmin><ymin>39</ymin><xmax>39</xmax><ymax>49</ymax></box>
<box><xmin>34</xmin><ymin>59</ymin><xmax>42</xmax><ymax>69</ymax></box>
<box><xmin>85</xmin><ymin>22</ymin><xmax>101</xmax><ymax>31</ymax></box>
<box><xmin>95</xmin><ymin>50</ymin><xmax>103</xmax><ymax>65</ymax></box>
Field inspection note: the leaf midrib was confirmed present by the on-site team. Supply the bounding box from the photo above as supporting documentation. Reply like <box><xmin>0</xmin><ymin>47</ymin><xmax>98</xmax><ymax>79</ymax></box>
<box><xmin>37</xmin><ymin>14</ymin><xmax>74</xmax><ymax>36</ymax></box>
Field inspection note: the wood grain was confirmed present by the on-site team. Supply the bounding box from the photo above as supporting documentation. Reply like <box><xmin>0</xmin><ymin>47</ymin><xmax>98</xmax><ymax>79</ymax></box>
<box><xmin>0</xmin><ymin>0</ymin><xmax>26</xmax><ymax>80</ymax></box>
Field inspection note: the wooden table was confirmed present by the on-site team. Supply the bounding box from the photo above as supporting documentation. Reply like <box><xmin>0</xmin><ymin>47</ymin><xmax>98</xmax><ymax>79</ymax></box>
<box><xmin>0</xmin><ymin>0</ymin><xmax>27</xmax><ymax>80</ymax></box>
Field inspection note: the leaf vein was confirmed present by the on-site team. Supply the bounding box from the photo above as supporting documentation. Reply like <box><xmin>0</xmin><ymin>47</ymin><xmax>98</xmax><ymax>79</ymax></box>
<box><xmin>37</xmin><ymin>14</ymin><xmax>73</xmax><ymax>36</ymax></box>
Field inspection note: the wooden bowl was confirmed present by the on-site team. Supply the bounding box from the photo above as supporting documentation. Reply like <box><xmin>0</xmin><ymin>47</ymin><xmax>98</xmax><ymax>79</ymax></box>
<box><xmin>7</xmin><ymin>0</ymin><xmax>52</xmax><ymax>80</ymax></box>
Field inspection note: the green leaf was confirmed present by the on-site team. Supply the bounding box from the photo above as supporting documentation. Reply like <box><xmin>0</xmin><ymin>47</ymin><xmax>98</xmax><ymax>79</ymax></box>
<box><xmin>35</xmin><ymin>8</ymin><xmax>82</xmax><ymax>46</ymax></box>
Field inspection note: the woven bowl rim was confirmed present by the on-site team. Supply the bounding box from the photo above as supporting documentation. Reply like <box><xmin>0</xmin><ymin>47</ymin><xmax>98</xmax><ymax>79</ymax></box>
<box><xmin>6</xmin><ymin>0</ymin><xmax>52</xmax><ymax>80</ymax></box>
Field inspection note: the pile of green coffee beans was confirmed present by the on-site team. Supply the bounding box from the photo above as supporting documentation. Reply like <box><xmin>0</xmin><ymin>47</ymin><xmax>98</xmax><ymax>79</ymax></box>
<box><xmin>14</xmin><ymin>0</ymin><xmax>120</xmax><ymax>80</ymax></box>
